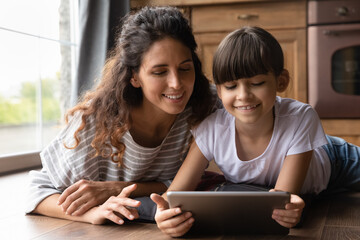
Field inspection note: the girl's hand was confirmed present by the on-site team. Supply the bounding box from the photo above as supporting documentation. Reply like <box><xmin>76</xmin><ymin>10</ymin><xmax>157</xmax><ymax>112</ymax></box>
<box><xmin>150</xmin><ymin>193</ymin><xmax>194</xmax><ymax>237</ymax></box>
<box><xmin>271</xmin><ymin>193</ymin><xmax>305</xmax><ymax>228</ymax></box>
<box><xmin>58</xmin><ymin>179</ymin><xmax>129</xmax><ymax>216</ymax></box>
<box><xmin>90</xmin><ymin>184</ymin><xmax>141</xmax><ymax>225</ymax></box>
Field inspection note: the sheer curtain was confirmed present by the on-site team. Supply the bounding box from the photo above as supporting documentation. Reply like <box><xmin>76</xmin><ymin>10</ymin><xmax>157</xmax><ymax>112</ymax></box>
<box><xmin>0</xmin><ymin>1</ymin><xmax>130</xmax><ymax>175</ymax></box>
<box><xmin>73</xmin><ymin>0</ymin><xmax>130</xmax><ymax>104</ymax></box>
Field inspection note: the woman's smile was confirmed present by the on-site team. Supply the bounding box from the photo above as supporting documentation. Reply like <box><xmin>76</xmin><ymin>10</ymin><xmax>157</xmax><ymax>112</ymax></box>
<box><xmin>132</xmin><ymin>37</ymin><xmax>195</xmax><ymax>115</ymax></box>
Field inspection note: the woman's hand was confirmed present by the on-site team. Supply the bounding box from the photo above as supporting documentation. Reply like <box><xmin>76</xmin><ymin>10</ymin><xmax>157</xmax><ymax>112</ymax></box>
<box><xmin>90</xmin><ymin>184</ymin><xmax>141</xmax><ymax>225</ymax></box>
<box><xmin>58</xmin><ymin>179</ymin><xmax>129</xmax><ymax>216</ymax></box>
<box><xmin>271</xmin><ymin>193</ymin><xmax>305</xmax><ymax>228</ymax></box>
<box><xmin>150</xmin><ymin>193</ymin><xmax>194</xmax><ymax>237</ymax></box>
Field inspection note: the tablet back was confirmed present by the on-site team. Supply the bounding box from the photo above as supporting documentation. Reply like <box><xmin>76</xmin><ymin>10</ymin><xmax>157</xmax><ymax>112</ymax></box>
<box><xmin>167</xmin><ymin>191</ymin><xmax>290</xmax><ymax>235</ymax></box>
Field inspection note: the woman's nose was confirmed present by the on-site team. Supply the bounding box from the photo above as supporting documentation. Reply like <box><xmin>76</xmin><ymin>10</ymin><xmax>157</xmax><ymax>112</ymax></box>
<box><xmin>168</xmin><ymin>71</ymin><xmax>181</xmax><ymax>89</ymax></box>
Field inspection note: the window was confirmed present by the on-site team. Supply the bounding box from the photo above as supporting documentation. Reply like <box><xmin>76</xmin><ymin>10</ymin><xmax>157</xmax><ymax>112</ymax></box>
<box><xmin>0</xmin><ymin>0</ymin><xmax>79</xmax><ymax>173</ymax></box>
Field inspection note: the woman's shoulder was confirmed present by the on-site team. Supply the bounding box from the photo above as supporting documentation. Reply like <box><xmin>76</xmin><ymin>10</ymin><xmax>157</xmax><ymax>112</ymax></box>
<box><xmin>55</xmin><ymin>111</ymin><xmax>97</xmax><ymax>148</ymax></box>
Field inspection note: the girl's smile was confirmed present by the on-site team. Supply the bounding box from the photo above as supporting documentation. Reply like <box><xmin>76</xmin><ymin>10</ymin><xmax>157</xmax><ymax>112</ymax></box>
<box><xmin>217</xmin><ymin>73</ymin><xmax>279</xmax><ymax>125</ymax></box>
<box><xmin>234</xmin><ymin>103</ymin><xmax>261</xmax><ymax>111</ymax></box>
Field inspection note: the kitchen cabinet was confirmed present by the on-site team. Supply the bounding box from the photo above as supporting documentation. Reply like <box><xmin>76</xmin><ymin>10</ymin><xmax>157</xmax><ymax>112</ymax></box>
<box><xmin>132</xmin><ymin>0</ymin><xmax>307</xmax><ymax>102</ymax></box>
<box><xmin>191</xmin><ymin>1</ymin><xmax>306</xmax><ymax>102</ymax></box>
<box><xmin>131</xmin><ymin>0</ymin><xmax>360</xmax><ymax>146</ymax></box>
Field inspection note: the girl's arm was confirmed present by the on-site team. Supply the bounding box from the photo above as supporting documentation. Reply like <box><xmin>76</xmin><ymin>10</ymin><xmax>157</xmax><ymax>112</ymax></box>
<box><xmin>275</xmin><ymin>150</ymin><xmax>313</xmax><ymax>194</ymax></box>
<box><xmin>33</xmin><ymin>184</ymin><xmax>141</xmax><ymax>224</ymax></box>
<box><xmin>272</xmin><ymin>150</ymin><xmax>313</xmax><ymax>228</ymax></box>
<box><xmin>152</xmin><ymin>141</ymin><xmax>209</xmax><ymax>237</ymax></box>
<box><xmin>58</xmin><ymin>180</ymin><xmax>167</xmax><ymax>216</ymax></box>
<box><xmin>165</xmin><ymin>141</ymin><xmax>210</xmax><ymax>196</ymax></box>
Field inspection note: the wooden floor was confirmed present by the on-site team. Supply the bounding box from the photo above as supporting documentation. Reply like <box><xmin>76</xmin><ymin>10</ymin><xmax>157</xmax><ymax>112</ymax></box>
<box><xmin>1</xmin><ymin>170</ymin><xmax>360</xmax><ymax>240</ymax></box>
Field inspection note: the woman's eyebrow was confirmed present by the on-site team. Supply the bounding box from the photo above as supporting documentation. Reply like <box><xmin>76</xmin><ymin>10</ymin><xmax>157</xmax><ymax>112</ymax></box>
<box><xmin>180</xmin><ymin>59</ymin><xmax>193</xmax><ymax>64</ymax></box>
<box><xmin>151</xmin><ymin>59</ymin><xmax>193</xmax><ymax>69</ymax></box>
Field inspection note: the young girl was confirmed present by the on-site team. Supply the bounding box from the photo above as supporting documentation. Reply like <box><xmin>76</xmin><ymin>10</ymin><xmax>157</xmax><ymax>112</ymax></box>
<box><xmin>151</xmin><ymin>26</ymin><xmax>360</xmax><ymax>237</ymax></box>
<box><xmin>26</xmin><ymin>6</ymin><xmax>220</xmax><ymax>225</ymax></box>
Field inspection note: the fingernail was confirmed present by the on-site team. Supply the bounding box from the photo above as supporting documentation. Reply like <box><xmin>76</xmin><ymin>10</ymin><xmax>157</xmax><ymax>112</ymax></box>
<box><xmin>119</xmin><ymin>219</ymin><xmax>124</xmax><ymax>224</ymax></box>
<box><xmin>175</xmin><ymin>208</ymin><xmax>181</xmax><ymax>214</ymax></box>
<box><xmin>129</xmin><ymin>215</ymin><xmax>134</xmax><ymax>220</ymax></box>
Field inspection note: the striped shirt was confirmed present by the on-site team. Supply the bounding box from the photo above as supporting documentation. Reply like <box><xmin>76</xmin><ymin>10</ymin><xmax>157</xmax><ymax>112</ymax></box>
<box><xmin>26</xmin><ymin>106</ymin><xmax>194</xmax><ymax>213</ymax></box>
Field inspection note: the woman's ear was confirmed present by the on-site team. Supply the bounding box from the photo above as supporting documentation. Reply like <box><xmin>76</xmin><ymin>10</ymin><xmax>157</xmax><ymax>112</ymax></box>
<box><xmin>276</xmin><ymin>69</ymin><xmax>290</xmax><ymax>93</ymax></box>
<box><xmin>130</xmin><ymin>74</ymin><xmax>141</xmax><ymax>88</ymax></box>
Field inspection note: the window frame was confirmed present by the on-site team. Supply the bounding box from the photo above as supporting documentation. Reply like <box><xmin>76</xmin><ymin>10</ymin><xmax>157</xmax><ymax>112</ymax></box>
<box><xmin>0</xmin><ymin>152</ymin><xmax>41</xmax><ymax>174</ymax></box>
<box><xmin>0</xmin><ymin>0</ymin><xmax>79</xmax><ymax>175</ymax></box>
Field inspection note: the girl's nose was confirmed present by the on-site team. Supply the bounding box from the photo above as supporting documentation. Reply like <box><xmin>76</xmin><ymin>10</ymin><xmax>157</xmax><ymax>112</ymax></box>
<box><xmin>236</xmin><ymin>85</ymin><xmax>252</xmax><ymax>100</ymax></box>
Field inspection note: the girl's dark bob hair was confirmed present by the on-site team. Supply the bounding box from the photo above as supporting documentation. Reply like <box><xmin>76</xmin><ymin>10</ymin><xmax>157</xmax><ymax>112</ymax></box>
<box><xmin>212</xmin><ymin>26</ymin><xmax>284</xmax><ymax>84</ymax></box>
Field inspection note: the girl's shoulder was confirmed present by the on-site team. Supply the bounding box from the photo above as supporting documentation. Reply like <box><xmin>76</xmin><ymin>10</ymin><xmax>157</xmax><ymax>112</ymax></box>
<box><xmin>192</xmin><ymin>108</ymin><xmax>231</xmax><ymax>139</ymax></box>
<box><xmin>209</xmin><ymin>84</ymin><xmax>224</xmax><ymax>112</ymax></box>
<box><xmin>275</xmin><ymin>96</ymin><xmax>315</xmax><ymax>118</ymax></box>
<box><xmin>200</xmin><ymin>108</ymin><xmax>231</xmax><ymax>128</ymax></box>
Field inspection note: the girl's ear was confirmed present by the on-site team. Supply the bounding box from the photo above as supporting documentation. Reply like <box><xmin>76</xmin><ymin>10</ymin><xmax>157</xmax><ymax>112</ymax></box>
<box><xmin>276</xmin><ymin>69</ymin><xmax>290</xmax><ymax>93</ymax></box>
<box><xmin>130</xmin><ymin>74</ymin><xmax>141</xmax><ymax>88</ymax></box>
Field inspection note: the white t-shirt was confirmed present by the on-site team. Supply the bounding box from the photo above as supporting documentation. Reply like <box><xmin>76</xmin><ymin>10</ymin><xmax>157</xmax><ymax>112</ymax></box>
<box><xmin>192</xmin><ymin>97</ymin><xmax>331</xmax><ymax>194</ymax></box>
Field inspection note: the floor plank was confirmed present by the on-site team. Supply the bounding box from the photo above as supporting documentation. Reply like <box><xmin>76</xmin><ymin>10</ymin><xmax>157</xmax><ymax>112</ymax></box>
<box><xmin>321</xmin><ymin>226</ymin><xmax>360</xmax><ymax>240</ymax></box>
<box><xmin>2</xmin><ymin>170</ymin><xmax>360</xmax><ymax>239</ymax></box>
<box><xmin>325</xmin><ymin>192</ymin><xmax>360</xmax><ymax>227</ymax></box>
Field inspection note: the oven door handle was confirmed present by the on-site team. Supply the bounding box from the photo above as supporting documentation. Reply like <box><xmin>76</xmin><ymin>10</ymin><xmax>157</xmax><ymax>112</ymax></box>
<box><xmin>323</xmin><ymin>29</ymin><xmax>360</xmax><ymax>36</ymax></box>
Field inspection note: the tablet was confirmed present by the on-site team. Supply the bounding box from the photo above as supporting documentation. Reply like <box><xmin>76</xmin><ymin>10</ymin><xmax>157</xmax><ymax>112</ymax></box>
<box><xmin>167</xmin><ymin>191</ymin><xmax>290</xmax><ymax>235</ymax></box>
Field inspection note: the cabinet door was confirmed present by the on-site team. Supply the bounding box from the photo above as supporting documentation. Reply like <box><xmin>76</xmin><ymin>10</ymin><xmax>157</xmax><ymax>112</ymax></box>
<box><xmin>195</xmin><ymin>28</ymin><xmax>307</xmax><ymax>102</ymax></box>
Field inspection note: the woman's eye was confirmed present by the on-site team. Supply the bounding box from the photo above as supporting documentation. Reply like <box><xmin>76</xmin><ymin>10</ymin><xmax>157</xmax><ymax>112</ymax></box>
<box><xmin>152</xmin><ymin>70</ymin><xmax>166</xmax><ymax>75</ymax></box>
<box><xmin>179</xmin><ymin>65</ymin><xmax>193</xmax><ymax>72</ymax></box>
<box><xmin>251</xmin><ymin>81</ymin><xmax>265</xmax><ymax>86</ymax></box>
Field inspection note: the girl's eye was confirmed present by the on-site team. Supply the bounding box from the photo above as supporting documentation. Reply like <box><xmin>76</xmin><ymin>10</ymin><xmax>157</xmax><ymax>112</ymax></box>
<box><xmin>251</xmin><ymin>81</ymin><xmax>265</xmax><ymax>86</ymax></box>
<box><xmin>224</xmin><ymin>84</ymin><xmax>237</xmax><ymax>90</ymax></box>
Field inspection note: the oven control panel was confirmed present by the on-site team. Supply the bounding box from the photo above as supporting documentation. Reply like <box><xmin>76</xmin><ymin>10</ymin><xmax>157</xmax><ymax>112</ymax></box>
<box><xmin>308</xmin><ymin>0</ymin><xmax>360</xmax><ymax>25</ymax></box>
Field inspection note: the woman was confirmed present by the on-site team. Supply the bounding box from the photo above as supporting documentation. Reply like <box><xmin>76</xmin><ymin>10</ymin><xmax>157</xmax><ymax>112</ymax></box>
<box><xmin>26</xmin><ymin>6</ymin><xmax>219</xmax><ymax>225</ymax></box>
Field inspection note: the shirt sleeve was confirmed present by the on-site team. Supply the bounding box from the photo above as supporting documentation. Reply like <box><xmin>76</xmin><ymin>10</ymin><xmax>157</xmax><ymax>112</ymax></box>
<box><xmin>191</xmin><ymin>111</ymin><xmax>219</xmax><ymax>162</ymax></box>
<box><xmin>26</xmin><ymin>112</ymin><xmax>99</xmax><ymax>213</ymax></box>
<box><xmin>26</xmin><ymin>168</ymin><xmax>62</xmax><ymax>213</ymax></box>
<box><xmin>287</xmin><ymin>105</ymin><xmax>327</xmax><ymax>155</ymax></box>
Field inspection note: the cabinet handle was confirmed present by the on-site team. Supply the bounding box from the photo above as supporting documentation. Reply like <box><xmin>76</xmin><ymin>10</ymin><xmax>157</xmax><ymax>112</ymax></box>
<box><xmin>237</xmin><ymin>14</ymin><xmax>259</xmax><ymax>20</ymax></box>
<box><xmin>323</xmin><ymin>29</ymin><xmax>360</xmax><ymax>36</ymax></box>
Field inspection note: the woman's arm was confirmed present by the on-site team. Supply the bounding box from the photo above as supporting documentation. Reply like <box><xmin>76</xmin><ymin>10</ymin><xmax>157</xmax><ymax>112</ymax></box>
<box><xmin>58</xmin><ymin>180</ymin><xmax>167</xmax><ymax>216</ymax></box>
<box><xmin>33</xmin><ymin>184</ymin><xmax>141</xmax><ymax>224</ymax></box>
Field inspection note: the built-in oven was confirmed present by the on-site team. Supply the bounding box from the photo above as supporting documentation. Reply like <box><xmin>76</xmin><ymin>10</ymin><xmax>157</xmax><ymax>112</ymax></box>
<box><xmin>308</xmin><ymin>0</ymin><xmax>360</xmax><ymax>118</ymax></box>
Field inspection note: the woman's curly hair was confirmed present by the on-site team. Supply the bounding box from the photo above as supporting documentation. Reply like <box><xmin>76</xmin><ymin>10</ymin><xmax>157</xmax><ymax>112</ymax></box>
<box><xmin>65</xmin><ymin>6</ymin><xmax>214</xmax><ymax>167</ymax></box>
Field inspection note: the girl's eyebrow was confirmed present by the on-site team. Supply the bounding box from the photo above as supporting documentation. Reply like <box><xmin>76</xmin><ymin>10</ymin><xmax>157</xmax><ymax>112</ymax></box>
<box><xmin>151</xmin><ymin>59</ymin><xmax>193</xmax><ymax>69</ymax></box>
